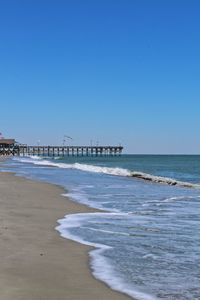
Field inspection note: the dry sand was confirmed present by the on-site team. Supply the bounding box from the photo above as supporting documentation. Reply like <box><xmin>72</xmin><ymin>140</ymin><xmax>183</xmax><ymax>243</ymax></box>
<box><xmin>0</xmin><ymin>172</ymin><xmax>133</xmax><ymax>300</ymax></box>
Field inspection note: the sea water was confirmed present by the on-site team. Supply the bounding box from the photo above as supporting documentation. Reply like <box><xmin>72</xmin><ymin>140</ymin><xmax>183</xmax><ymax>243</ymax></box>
<box><xmin>2</xmin><ymin>155</ymin><xmax>200</xmax><ymax>300</ymax></box>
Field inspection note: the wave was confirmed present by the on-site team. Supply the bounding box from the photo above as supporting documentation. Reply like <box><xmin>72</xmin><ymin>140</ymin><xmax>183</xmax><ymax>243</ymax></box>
<box><xmin>131</xmin><ymin>172</ymin><xmax>200</xmax><ymax>189</ymax></box>
<box><xmin>83</xmin><ymin>226</ymin><xmax>130</xmax><ymax>236</ymax></box>
<box><xmin>56</xmin><ymin>212</ymin><xmax>158</xmax><ymax>300</ymax></box>
<box><xmin>13</xmin><ymin>156</ymin><xmax>200</xmax><ymax>189</ymax></box>
<box><xmin>13</xmin><ymin>156</ymin><xmax>132</xmax><ymax>176</ymax></box>
<box><xmin>162</xmin><ymin>195</ymin><xmax>200</xmax><ymax>203</ymax></box>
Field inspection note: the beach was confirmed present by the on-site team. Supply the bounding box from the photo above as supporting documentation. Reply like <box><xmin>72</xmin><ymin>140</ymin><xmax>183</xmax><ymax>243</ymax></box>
<box><xmin>0</xmin><ymin>171</ymin><xmax>132</xmax><ymax>300</ymax></box>
<box><xmin>1</xmin><ymin>155</ymin><xmax>200</xmax><ymax>300</ymax></box>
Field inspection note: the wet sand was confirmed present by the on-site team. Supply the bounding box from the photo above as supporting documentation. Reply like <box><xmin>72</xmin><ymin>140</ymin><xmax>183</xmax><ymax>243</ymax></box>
<box><xmin>0</xmin><ymin>172</ymin><xmax>132</xmax><ymax>300</ymax></box>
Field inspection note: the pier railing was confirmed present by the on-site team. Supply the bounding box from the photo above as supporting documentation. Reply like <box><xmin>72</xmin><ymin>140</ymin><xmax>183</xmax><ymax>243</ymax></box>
<box><xmin>12</xmin><ymin>145</ymin><xmax>123</xmax><ymax>156</ymax></box>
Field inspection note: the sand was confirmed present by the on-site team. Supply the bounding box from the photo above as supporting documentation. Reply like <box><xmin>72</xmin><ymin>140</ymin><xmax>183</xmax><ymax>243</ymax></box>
<box><xmin>0</xmin><ymin>172</ymin><xmax>133</xmax><ymax>300</ymax></box>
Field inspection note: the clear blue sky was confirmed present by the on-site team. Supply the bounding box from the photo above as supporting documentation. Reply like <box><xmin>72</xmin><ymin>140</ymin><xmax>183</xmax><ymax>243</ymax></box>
<box><xmin>0</xmin><ymin>0</ymin><xmax>200</xmax><ymax>153</ymax></box>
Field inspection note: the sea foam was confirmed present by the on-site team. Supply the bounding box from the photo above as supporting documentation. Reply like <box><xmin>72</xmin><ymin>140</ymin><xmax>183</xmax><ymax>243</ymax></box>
<box><xmin>56</xmin><ymin>212</ymin><xmax>158</xmax><ymax>300</ymax></box>
<box><xmin>13</xmin><ymin>156</ymin><xmax>200</xmax><ymax>189</ymax></box>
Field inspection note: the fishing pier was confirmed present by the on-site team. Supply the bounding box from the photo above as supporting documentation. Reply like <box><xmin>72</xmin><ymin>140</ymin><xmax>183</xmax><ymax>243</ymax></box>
<box><xmin>16</xmin><ymin>145</ymin><xmax>123</xmax><ymax>156</ymax></box>
<box><xmin>0</xmin><ymin>139</ymin><xmax>123</xmax><ymax>156</ymax></box>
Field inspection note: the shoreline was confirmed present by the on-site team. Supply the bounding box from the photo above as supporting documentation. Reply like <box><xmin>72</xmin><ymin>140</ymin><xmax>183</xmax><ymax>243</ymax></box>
<box><xmin>0</xmin><ymin>171</ymin><xmax>133</xmax><ymax>300</ymax></box>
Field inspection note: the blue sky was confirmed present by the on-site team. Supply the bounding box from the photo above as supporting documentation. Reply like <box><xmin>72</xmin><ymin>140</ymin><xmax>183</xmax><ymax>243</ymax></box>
<box><xmin>0</xmin><ymin>0</ymin><xmax>200</xmax><ymax>153</ymax></box>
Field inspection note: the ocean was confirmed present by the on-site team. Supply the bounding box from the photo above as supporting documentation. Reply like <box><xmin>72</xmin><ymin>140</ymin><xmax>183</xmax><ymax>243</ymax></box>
<box><xmin>2</xmin><ymin>155</ymin><xmax>200</xmax><ymax>300</ymax></box>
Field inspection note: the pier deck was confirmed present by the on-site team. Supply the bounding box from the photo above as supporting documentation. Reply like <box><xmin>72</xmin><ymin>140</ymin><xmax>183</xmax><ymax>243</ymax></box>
<box><xmin>13</xmin><ymin>145</ymin><xmax>123</xmax><ymax>156</ymax></box>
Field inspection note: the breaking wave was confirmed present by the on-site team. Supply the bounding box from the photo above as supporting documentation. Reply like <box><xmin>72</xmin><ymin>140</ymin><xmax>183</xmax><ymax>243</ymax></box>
<box><xmin>131</xmin><ymin>172</ymin><xmax>200</xmax><ymax>189</ymax></box>
<box><xmin>13</xmin><ymin>156</ymin><xmax>200</xmax><ymax>189</ymax></box>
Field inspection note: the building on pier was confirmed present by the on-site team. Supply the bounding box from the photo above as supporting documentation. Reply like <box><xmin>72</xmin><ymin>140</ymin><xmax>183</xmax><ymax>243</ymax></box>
<box><xmin>0</xmin><ymin>138</ymin><xmax>16</xmax><ymax>155</ymax></box>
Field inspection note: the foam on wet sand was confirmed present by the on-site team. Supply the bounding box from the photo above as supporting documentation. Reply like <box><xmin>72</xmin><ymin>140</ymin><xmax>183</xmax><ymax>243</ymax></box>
<box><xmin>0</xmin><ymin>172</ymin><xmax>132</xmax><ymax>300</ymax></box>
